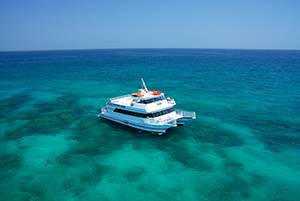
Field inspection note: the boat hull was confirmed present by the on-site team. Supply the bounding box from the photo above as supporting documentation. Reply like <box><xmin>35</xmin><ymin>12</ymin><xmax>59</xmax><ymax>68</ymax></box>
<box><xmin>99</xmin><ymin>113</ymin><xmax>176</xmax><ymax>133</ymax></box>
<box><xmin>176</xmin><ymin>117</ymin><xmax>194</xmax><ymax>126</ymax></box>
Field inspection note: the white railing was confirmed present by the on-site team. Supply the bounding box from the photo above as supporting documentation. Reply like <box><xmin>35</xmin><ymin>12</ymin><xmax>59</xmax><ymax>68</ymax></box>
<box><xmin>101</xmin><ymin>106</ymin><xmax>107</xmax><ymax>113</ymax></box>
<box><xmin>175</xmin><ymin>109</ymin><xmax>196</xmax><ymax>118</ymax></box>
<box><xmin>110</xmin><ymin>94</ymin><xmax>132</xmax><ymax>101</ymax></box>
<box><xmin>143</xmin><ymin>116</ymin><xmax>177</xmax><ymax>126</ymax></box>
<box><xmin>167</xmin><ymin>99</ymin><xmax>176</xmax><ymax>105</ymax></box>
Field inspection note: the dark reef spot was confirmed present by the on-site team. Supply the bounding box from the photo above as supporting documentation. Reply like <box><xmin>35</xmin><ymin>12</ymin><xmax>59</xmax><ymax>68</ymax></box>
<box><xmin>80</xmin><ymin>163</ymin><xmax>106</xmax><ymax>185</ymax></box>
<box><xmin>0</xmin><ymin>92</ymin><xmax>33</xmax><ymax>120</ymax></box>
<box><xmin>62</xmin><ymin>178</ymin><xmax>76</xmax><ymax>189</ymax></box>
<box><xmin>123</xmin><ymin>167</ymin><xmax>146</xmax><ymax>182</ymax></box>
<box><xmin>248</xmin><ymin>173</ymin><xmax>268</xmax><ymax>186</ymax></box>
<box><xmin>195</xmin><ymin>128</ymin><xmax>244</xmax><ymax>148</ymax></box>
<box><xmin>20</xmin><ymin>184</ymin><xmax>46</xmax><ymax>197</ymax></box>
<box><xmin>0</xmin><ymin>153</ymin><xmax>22</xmax><ymax>171</ymax></box>
<box><xmin>4</xmin><ymin>93</ymin><xmax>83</xmax><ymax>141</ymax></box>
<box><xmin>225</xmin><ymin>161</ymin><xmax>244</xmax><ymax>171</ymax></box>
<box><xmin>61</xmin><ymin>178</ymin><xmax>87</xmax><ymax>196</ymax></box>
<box><xmin>260</xmin><ymin>131</ymin><xmax>300</xmax><ymax>153</ymax></box>
<box><xmin>224</xmin><ymin>177</ymin><xmax>251</xmax><ymax>199</ymax></box>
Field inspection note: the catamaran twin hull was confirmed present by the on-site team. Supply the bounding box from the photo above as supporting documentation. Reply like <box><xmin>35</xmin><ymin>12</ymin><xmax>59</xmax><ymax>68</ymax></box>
<box><xmin>100</xmin><ymin>113</ymin><xmax>176</xmax><ymax>133</ymax></box>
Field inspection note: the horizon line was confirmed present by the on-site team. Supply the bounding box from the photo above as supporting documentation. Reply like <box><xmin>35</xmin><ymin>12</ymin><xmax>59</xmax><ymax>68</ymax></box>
<box><xmin>1</xmin><ymin>47</ymin><xmax>300</xmax><ymax>53</ymax></box>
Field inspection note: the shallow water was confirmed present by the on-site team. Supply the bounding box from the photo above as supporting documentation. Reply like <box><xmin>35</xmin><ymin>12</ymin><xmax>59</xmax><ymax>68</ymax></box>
<box><xmin>0</xmin><ymin>49</ymin><xmax>300</xmax><ymax>200</ymax></box>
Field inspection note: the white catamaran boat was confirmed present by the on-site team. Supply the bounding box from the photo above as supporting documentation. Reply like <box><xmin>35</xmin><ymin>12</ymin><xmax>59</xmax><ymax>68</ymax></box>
<box><xmin>99</xmin><ymin>78</ymin><xmax>196</xmax><ymax>134</ymax></box>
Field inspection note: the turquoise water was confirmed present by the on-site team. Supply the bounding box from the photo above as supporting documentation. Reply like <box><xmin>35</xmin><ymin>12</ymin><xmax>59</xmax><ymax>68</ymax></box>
<box><xmin>0</xmin><ymin>49</ymin><xmax>300</xmax><ymax>200</ymax></box>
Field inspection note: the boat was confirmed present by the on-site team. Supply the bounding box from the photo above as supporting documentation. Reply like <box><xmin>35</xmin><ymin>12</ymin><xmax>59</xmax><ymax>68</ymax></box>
<box><xmin>99</xmin><ymin>78</ymin><xmax>196</xmax><ymax>134</ymax></box>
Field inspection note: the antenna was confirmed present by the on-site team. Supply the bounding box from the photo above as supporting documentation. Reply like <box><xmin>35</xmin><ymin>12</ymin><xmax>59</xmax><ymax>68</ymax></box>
<box><xmin>141</xmin><ymin>78</ymin><xmax>148</xmax><ymax>92</ymax></box>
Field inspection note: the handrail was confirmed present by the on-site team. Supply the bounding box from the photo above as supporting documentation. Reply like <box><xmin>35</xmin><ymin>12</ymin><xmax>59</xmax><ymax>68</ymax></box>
<box><xmin>143</xmin><ymin>116</ymin><xmax>177</xmax><ymax>126</ymax></box>
<box><xmin>101</xmin><ymin>106</ymin><xmax>107</xmax><ymax>113</ymax></box>
<box><xmin>167</xmin><ymin>99</ymin><xmax>175</xmax><ymax>105</ymax></box>
<box><xmin>175</xmin><ymin>109</ymin><xmax>196</xmax><ymax>118</ymax></box>
<box><xmin>110</xmin><ymin>94</ymin><xmax>132</xmax><ymax>101</ymax></box>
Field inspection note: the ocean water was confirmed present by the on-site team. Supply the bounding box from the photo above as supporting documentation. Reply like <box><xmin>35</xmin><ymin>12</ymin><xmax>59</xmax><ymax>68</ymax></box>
<box><xmin>0</xmin><ymin>49</ymin><xmax>300</xmax><ymax>200</ymax></box>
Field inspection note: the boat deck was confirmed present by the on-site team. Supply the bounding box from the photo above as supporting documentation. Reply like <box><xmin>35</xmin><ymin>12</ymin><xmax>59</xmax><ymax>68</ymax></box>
<box><xmin>110</xmin><ymin>95</ymin><xmax>133</xmax><ymax>107</ymax></box>
<box><xmin>108</xmin><ymin>93</ymin><xmax>176</xmax><ymax>112</ymax></box>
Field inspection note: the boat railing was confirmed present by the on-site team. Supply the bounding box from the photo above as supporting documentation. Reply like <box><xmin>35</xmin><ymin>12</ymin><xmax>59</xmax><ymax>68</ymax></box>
<box><xmin>100</xmin><ymin>106</ymin><xmax>107</xmax><ymax>113</ymax></box>
<box><xmin>110</xmin><ymin>94</ymin><xmax>132</xmax><ymax>101</ymax></box>
<box><xmin>167</xmin><ymin>99</ymin><xmax>175</xmax><ymax>105</ymax></box>
<box><xmin>143</xmin><ymin>116</ymin><xmax>177</xmax><ymax>126</ymax></box>
<box><xmin>175</xmin><ymin>109</ymin><xmax>196</xmax><ymax>119</ymax></box>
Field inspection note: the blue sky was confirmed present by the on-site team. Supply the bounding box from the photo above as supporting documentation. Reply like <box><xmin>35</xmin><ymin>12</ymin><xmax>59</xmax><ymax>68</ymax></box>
<box><xmin>1</xmin><ymin>0</ymin><xmax>300</xmax><ymax>51</ymax></box>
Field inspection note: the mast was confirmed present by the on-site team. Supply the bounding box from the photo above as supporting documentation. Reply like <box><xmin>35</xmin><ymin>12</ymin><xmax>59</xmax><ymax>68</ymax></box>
<box><xmin>141</xmin><ymin>78</ymin><xmax>148</xmax><ymax>92</ymax></box>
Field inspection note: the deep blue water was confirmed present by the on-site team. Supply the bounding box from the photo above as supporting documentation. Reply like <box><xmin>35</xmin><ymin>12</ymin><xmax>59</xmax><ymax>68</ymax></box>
<box><xmin>0</xmin><ymin>49</ymin><xmax>300</xmax><ymax>200</ymax></box>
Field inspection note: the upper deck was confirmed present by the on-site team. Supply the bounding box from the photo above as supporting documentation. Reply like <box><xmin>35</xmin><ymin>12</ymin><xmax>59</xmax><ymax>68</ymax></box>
<box><xmin>108</xmin><ymin>90</ymin><xmax>176</xmax><ymax>113</ymax></box>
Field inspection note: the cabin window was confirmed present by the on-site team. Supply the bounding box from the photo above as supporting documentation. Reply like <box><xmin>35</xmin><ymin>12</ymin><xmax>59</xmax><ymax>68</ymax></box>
<box><xmin>135</xmin><ymin>96</ymin><xmax>166</xmax><ymax>104</ymax></box>
<box><xmin>113</xmin><ymin>107</ymin><xmax>175</xmax><ymax>118</ymax></box>
<box><xmin>136</xmin><ymin>99</ymin><xmax>147</xmax><ymax>104</ymax></box>
<box><xmin>147</xmin><ymin>99</ymin><xmax>154</xmax><ymax>104</ymax></box>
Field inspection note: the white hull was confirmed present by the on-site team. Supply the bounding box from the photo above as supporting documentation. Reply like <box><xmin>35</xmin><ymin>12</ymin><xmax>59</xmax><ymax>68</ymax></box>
<box><xmin>99</xmin><ymin>113</ymin><xmax>176</xmax><ymax>133</ymax></box>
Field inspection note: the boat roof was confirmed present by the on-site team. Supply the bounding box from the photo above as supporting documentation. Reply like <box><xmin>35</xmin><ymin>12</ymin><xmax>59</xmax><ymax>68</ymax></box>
<box><xmin>108</xmin><ymin>89</ymin><xmax>174</xmax><ymax>113</ymax></box>
<box><xmin>110</xmin><ymin>90</ymin><xmax>164</xmax><ymax>104</ymax></box>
